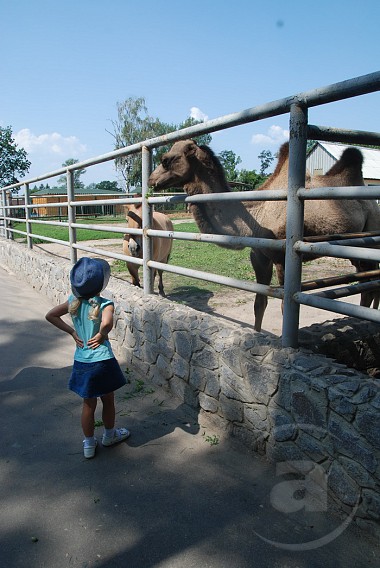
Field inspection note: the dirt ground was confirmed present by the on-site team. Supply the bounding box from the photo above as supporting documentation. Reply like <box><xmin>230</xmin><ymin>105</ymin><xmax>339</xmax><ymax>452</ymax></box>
<box><xmin>33</xmin><ymin>237</ymin><xmax>360</xmax><ymax>337</ymax></box>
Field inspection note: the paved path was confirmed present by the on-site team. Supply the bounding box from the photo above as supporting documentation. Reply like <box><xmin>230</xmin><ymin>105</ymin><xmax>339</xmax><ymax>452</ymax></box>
<box><xmin>0</xmin><ymin>264</ymin><xmax>379</xmax><ymax>567</ymax></box>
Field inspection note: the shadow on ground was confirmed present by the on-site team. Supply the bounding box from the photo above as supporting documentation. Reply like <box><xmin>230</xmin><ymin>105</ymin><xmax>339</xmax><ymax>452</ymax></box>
<box><xmin>1</xmin><ymin>362</ymin><xmax>379</xmax><ymax>568</ymax></box>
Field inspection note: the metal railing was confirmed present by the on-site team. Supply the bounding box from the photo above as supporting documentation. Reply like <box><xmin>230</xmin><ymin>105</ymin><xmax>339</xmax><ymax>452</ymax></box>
<box><xmin>1</xmin><ymin>71</ymin><xmax>380</xmax><ymax>347</ymax></box>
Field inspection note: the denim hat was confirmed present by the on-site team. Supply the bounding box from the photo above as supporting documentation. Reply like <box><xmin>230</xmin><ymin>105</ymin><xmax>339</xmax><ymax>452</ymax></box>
<box><xmin>70</xmin><ymin>257</ymin><xmax>111</xmax><ymax>299</ymax></box>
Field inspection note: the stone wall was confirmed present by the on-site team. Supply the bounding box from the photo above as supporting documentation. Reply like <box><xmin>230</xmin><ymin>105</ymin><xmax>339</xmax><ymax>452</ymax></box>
<box><xmin>1</xmin><ymin>239</ymin><xmax>380</xmax><ymax>533</ymax></box>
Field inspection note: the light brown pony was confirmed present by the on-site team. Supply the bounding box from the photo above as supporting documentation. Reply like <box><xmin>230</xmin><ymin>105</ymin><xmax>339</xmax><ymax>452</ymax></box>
<box><xmin>149</xmin><ymin>139</ymin><xmax>380</xmax><ymax>331</ymax></box>
<box><xmin>123</xmin><ymin>203</ymin><xmax>174</xmax><ymax>296</ymax></box>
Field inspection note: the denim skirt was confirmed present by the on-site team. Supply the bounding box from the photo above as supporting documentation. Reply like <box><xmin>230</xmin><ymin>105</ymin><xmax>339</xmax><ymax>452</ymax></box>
<box><xmin>69</xmin><ymin>358</ymin><xmax>127</xmax><ymax>398</ymax></box>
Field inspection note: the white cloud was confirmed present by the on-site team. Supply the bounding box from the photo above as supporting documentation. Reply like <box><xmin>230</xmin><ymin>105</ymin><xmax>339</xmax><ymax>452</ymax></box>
<box><xmin>13</xmin><ymin>128</ymin><xmax>89</xmax><ymax>180</ymax></box>
<box><xmin>251</xmin><ymin>124</ymin><xmax>289</xmax><ymax>145</ymax></box>
<box><xmin>190</xmin><ymin>107</ymin><xmax>209</xmax><ymax>122</ymax></box>
<box><xmin>13</xmin><ymin>129</ymin><xmax>119</xmax><ymax>185</ymax></box>
<box><xmin>15</xmin><ymin>128</ymin><xmax>87</xmax><ymax>158</ymax></box>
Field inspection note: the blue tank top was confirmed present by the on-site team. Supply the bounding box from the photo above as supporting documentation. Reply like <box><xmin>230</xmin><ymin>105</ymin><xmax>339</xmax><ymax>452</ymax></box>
<box><xmin>68</xmin><ymin>294</ymin><xmax>115</xmax><ymax>363</ymax></box>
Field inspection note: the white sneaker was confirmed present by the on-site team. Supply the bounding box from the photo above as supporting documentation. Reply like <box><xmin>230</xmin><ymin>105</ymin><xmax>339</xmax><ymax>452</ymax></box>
<box><xmin>83</xmin><ymin>439</ymin><xmax>97</xmax><ymax>459</ymax></box>
<box><xmin>102</xmin><ymin>428</ymin><xmax>130</xmax><ymax>447</ymax></box>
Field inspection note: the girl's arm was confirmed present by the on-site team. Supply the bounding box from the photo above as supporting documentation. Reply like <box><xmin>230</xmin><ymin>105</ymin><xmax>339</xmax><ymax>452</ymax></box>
<box><xmin>45</xmin><ymin>302</ymin><xmax>84</xmax><ymax>348</ymax></box>
<box><xmin>87</xmin><ymin>304</ymin><xmax>114</xmax><ymax>349</ymax></box>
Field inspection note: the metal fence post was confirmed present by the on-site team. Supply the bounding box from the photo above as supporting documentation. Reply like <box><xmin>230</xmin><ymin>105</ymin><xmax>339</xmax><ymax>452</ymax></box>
<box><xmin>0</xmin><ymin>190</ymin><xmax>5</xmax><ymax>238</ymax></box>
<box><xmin>142</xmin><ymin>146</ymin><xmax>154</xmax><ymax>294</ymax></box>
<box><xmin>5</xmin><ymin>191</ymin><xmax>13</xmax><ymax>241</ymax></box>
<box><xmin>282</xmin><ymin>102</ymin><xmax>308</xmax><ymax>347</ymax></box>
<box><xmin>24</xmin><ymin>183</ymin><xmax>33</xmax><ymax>249</ymax></box>
<box><xmin>67</xmin><ymin>171</ymin><xmax>77</xmax><ymax>264</ymax></box>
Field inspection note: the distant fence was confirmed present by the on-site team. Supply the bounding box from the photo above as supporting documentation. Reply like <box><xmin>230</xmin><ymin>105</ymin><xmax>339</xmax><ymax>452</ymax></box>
<box><xmin>1</xmin><ymin>71</ymin><xmax>380</xmax><ymax>347</ymax></box>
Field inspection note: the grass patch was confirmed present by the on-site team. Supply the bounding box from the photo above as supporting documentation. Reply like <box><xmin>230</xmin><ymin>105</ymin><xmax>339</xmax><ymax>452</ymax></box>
<box><xmin>12</xmin><ymin>218</ymin><xmax>123</xmax><ymax>244</ymax></box>
<box><xmin>121</xmin><ymin>379</ymin><xmax>155</xmax><ymax>400</ymax></box>
<box><xmin>12</xmin><ymin>216</ymin><xmax>260</xmax><ymax>295</ymax></box>
<box><xmin>113</xmin><ymin>221</ymin><xmax>256</xmax><ymax>294</ymax></box>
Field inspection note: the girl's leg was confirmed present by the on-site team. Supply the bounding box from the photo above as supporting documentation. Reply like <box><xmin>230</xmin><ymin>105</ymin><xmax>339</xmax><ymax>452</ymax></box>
<box><xmin>101</xmin><ymin>392</ymin><xmax>130</xmax><ymax>446</ymax></box>
<box><xmin>82</xmin><ymin>397</ymin><xmax>98</xmax><ymax>437</ymax></box>
<box><xmin>101</xmin><ymin>392</ymin><xmax>115</xmax><ymax>430</ymax></box>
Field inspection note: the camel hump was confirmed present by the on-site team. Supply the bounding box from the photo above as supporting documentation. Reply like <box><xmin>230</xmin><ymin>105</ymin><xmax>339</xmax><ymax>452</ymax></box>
<box><xmin>326</xmin><ymin>147</ymin><xmax>363</xmax><ymax>175</ymax></box>
<box><xmin>272</xmin><ymin>142</ymin><xmax>289</xmax><ymax>175</ymax></box>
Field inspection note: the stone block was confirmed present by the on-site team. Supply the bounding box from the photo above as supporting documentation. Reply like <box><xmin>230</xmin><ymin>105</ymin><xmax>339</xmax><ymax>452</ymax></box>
<box><xmin>192</xmin><ymin>346</ymin><xmax>219</xmax><ymax>370</ymax></box>
<box><xmin>188</xmin><ymin>366</ymin><xmax>207</xmax><ymax>391</ymax></box>
<box><xmin>338</xmin><ymin>456</ymin><xmax>377</xmax><ymax>489</ymax></box>
<box><xmin>241</xmin><ymin>361</ymin><xmax>280</xmax><ymax>405</ymax></box>
<box><xmin>268</xmin><ymin>410</ymin><xmax>297</xmax><ymax>441</ymax></box>
<box><xmin>173</xmin><ymin>330</ymin><xmax>192</xmax><ymax>361</ymax></box>
<box><xmin>291</xmin><ymin>389</ymin><xmax>327</xmax><ymax>428</ymax></box>
<box><xmin>244</xmin><ymin>404</ymin><xmax>268</xmax><ymax>431</ymax></box>
<box><xmin>362</xmin><ymin>489</ymin><xmax>380</xmax><ymax>520</ymax></box>
<box><xmin>221</xmin><ymin>344</ymin><xmax>243</xmax><ymax>376</ymax></box>
<box><xmin>169</xmin><ymin>377</ymin><xmax>199</xmax><ymax>408</ymax></box>
<box><xmin>204</xmin><ymin>371</ymin><xmax>220</xmax><ymax>398</ymax></box>
<box><xmin>296</xmin><ymin>430</ymin><xmax>333</xmax><ymax>462</ymax></box>
<box><xmin>156</xmin><ymin>354</ymin><xmax>173</xmax><ymax>381</ymax></box>
<box><xmin>143</xmin><ymin>341</ymin><xmax>159</xmax><ymax>365</ymax></box>
<box><xmin>220</xmin><ymin>365</ymin><xmax>252</xmax><ymax>403</ymax></box>
<box><xmin>219</xmin><ymin>394</ymin><xmax>243</xmax><ymax>423</ymax></box>
<box><xmin>199</xmin><ymin>392</ymin><xmax>218</xmax><ymax>413</ymax></box>
<box><xmin>355</xmin><ymin>410</ymin><xmax>380</xmax><ymax>450</ymax></box>
<box><xmin>328</xmin><ymin>412</ymin><xmax>377</xmax><ymax>473</ymax></box>
<box><xmin>157</xmin><ymin>336</ymin><xmax>175</xmax><ymax>360</ymax></box>
<box><xmin>328</xmin><ymin>461</ymin><xmax>360</xmax><ymax>507</ymax></box>
<box><xmin>172</xmin><ymin>353</ymin><xmax>189</xmax><ymax>381</ymax></box>
<box><xmin>266</xmin><ymin>440</ymin><xmax>307</xmax><ymax>462</ymax></box>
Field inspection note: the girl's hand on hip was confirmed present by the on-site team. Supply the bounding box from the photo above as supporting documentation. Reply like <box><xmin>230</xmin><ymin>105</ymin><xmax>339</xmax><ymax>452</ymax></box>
<box><xmin>72</xmin><ymin>331</ymin><xmax>84</xmax><ymax>348</ymax></box>
<box><xmin>87</xmin><ymin>333</ymin><xmax>104</xmax><ymax>350</ymax></box>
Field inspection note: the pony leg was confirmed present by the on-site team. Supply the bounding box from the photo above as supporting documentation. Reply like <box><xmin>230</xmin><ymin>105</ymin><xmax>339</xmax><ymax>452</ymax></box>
<box><xmin>157</xmin><ymin>269</ymin><xmax>166</xmax><ymax>297</ymax></box>
<box><xmin>250</xmin><ymin>250</ymin><xmax>274</xmax><ymax>332</ymax></box>
<box><xmin>127</xmin><ymin>262</ymin><xmax>141</xmax><ymax>288</ymax></box>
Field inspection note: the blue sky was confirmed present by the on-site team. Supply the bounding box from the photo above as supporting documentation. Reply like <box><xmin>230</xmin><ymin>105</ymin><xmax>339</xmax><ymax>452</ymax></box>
<box><xmin>1</xmin><ymin>0</ymin><xmax>379</xmax><ymax>187</ymax></box>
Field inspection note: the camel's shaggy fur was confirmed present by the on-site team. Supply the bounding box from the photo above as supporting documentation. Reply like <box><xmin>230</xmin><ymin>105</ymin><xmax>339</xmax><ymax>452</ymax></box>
<box><xmin>123</xmin><ymin>203</ymin><xmax>173</xmax><ymax>296</ymax></box>
<box><xmin>149</xmin><ymin>139</ymin><xmax>380</xmax><ymax>331</ymax></box>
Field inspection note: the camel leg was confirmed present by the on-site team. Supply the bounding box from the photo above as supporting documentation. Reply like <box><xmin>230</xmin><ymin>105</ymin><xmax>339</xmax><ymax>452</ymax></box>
<box><xmin>351</xmin><ymin>259</ymin><xmax>379</xmax><ymax>308</ymax></box>
<box><xmin>127</xmin><ymin>262</ymin><xmax>141</xmax><ymax>288</ymax></box>
<box><xmin>274</xmin><ymin>264</ymin><xmax>286</xmax><ymax>314</ymax></box>
<box><xmin>250</xmin><ymin>250</ymin><xmax>274</xmax><ymax>332</ymax></box>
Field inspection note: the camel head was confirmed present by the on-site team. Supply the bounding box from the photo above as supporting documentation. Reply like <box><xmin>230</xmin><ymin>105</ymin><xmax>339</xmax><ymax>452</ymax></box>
<box><xmin>149</xmin><ymin>139</ymin><xmax>229</xmax><ymax>194</ymax></box>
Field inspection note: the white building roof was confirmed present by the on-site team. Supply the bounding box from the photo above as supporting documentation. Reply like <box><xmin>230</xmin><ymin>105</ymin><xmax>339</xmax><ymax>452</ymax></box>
<box><xmin>318</xmin><ymin>142</ymin><xmax>380</xmax><ymax>181</ymax></box>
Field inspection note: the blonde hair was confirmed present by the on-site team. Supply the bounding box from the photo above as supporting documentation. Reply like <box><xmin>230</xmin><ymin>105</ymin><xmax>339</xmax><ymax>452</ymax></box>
<box><xmin>69</xmin><ymin>297</ymin><xmax>101</xmax><ymax>320</ymax></box>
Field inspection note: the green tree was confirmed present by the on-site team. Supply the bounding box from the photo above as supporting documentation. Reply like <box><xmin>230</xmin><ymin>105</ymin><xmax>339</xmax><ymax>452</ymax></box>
<box><xmin>109</xmin><ymin>97</ymin><xmax>212</xmax><ymax>191</ymax></box>
<box><xmin>109</xmin><ymin>97</ymin><xmax>159</xmax><ymax>192</ymax></box>
<box><xmin>237</xmin><ymin>169</ymin><xmax>267</xmax><ymax>189</ymax></box>
<box><xmin>307</xmin><ymin>140</ymin><xmax>317</xmax><ymax>153</ymax></box>
<box><xmin>0</xmin><ymin>126</ymin><xmax>31</xmax><ymax>192</ymax></box>
<box><xmin>57</xmin><ymin>159</ymin><xmax>86</xmax><ymax>190</ymax></box>
<box><xmin>96</xmin><ymin>180</ymin><xmax>120</xmax><ymax>192</ymax></box>
<box><xmin>258</xmin><ymin>150</ymin><xmax>274</xmax><ymax>175</ymax></box>
<box><xmin>218</xmin><ymin>150</ymin><xmax>241</xmax><ymax>182</ymax></box>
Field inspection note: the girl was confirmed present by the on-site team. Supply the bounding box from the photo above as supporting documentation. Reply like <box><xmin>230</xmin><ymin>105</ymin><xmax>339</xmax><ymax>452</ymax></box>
<box><xmin>46</xmin><ymin>256</ymin><xmax>130</xmax><ymax>459</ymax></box>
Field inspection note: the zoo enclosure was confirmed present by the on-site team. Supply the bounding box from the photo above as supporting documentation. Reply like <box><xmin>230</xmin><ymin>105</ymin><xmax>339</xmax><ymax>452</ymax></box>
<box><xmin>1</xmin><ymin>71</ymin><xmax>380</xmax><ymax>348</ymax></box>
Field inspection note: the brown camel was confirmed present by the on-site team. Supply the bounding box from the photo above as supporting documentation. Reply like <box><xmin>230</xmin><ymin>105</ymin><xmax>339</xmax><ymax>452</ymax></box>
<box><xmin>123</xmin><ymin>203</ymin><xmax>174</xmax><ymax>296</ymax></box>
<box><xmin>149</xmin><ymin>139</ymin><xmax>380</xmax><ymax>331</ymax></box>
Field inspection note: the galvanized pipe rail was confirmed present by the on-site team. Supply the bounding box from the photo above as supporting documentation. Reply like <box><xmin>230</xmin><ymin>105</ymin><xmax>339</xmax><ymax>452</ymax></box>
<box><xmin>1</xmin><ymin>71</ymin><xmax>380</xmax><ymax>347</ymax></box>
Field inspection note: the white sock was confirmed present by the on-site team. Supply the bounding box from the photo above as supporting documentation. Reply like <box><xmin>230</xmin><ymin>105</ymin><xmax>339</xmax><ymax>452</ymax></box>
<box><xmin>104</xmin><ymin>428</ymin><xmax>115</xmax><ymax>438</ymax></box>
<box><xmin>84</xmin><ymin>436</ymin><xmax>96</xmax><ymax>447</ymax></box>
